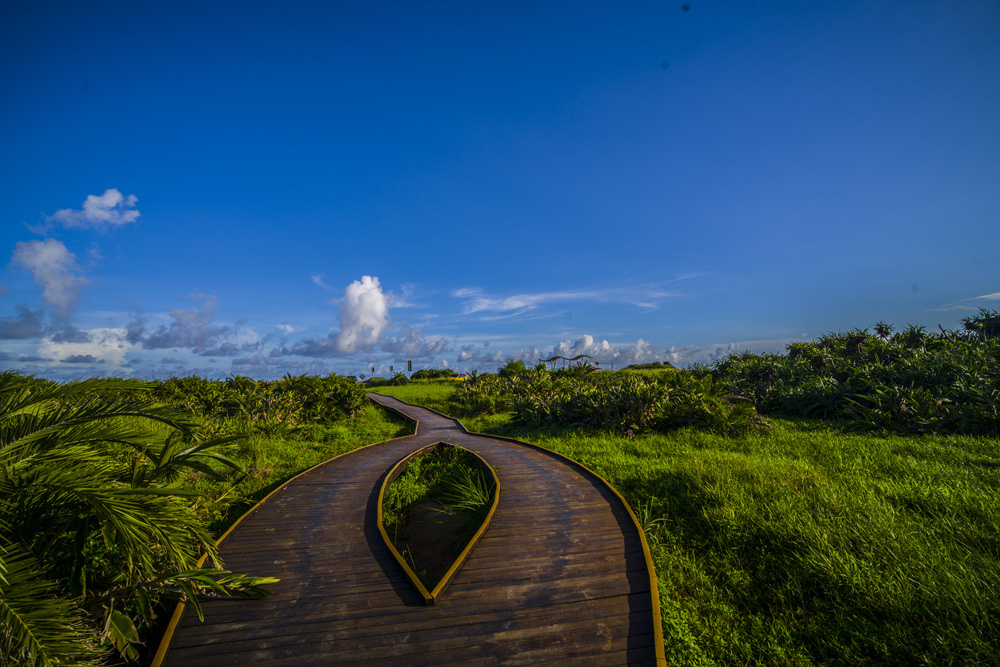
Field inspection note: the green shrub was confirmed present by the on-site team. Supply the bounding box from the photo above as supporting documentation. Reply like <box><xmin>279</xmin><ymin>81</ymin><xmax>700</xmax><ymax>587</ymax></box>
<box><xmin>712</xmin><ymin>313</ymin><xmax>1000</xmax><ymax>434</ymax></box>
<box><xmin>410</xmin><ymin>369</ymin><xmax>453</xmax><ymax>380</ymax></box>
<box><xmin>452</xmin><ymin>367</ymin><xmax>767</xmax><ymax>436</ymax></box>
<box><xmin>0</xmin><ymin>372</ymin><xmax>277</xmax><ymax>664</ymax></box>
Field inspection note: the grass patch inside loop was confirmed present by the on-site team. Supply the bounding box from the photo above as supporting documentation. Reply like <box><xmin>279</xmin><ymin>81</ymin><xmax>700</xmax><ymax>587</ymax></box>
<box><xmin>382</xmin><ymin>444</ymin><xmax>496</xmax><ymax>591</ymax></box>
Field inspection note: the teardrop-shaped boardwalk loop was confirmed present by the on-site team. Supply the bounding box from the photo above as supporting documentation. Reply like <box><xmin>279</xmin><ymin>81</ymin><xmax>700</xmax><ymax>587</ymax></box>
<box><xmin>154</xmin><ymin>393</ymin><xmax>665</xmax><ymax>666</ymax></box>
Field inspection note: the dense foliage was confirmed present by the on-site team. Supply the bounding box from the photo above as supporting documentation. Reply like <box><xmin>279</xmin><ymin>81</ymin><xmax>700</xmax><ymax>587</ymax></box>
<box><xmin>410</xmin><ymin>369</ymin><xmax>453</xmax><ymax>380</ymax></box>
<box><xmin>0</xmin><ymin>372</ymin><xmax>281</xmax><ymax>665</ymax></box>
<box><xmin>452</xmin><ymin>361</ymin><xmax>767</xmax><ymax>436</ymax></box>
<box><xmin>0</xmin><ymin>370</ymin><xmax>386</xmax><ymax>666</ymax></box>
<box><xmin>711</xmin><ymin>309</ymin><xmax>1000</xmax><ymax>434</ymax></box>
<box><xmin>623</xmin><ymin>361</ymin><xmax>677</xmax><ymax>370</ymax></box>
<box><xmin>150</xmin><ymin>373</ymin><xmax>368</xmax><ymax>436</ymax></box>
<box><xmin>360</xmin><ymin>373</ymin><xmax>410</xmax><ymax>388</ymax></box>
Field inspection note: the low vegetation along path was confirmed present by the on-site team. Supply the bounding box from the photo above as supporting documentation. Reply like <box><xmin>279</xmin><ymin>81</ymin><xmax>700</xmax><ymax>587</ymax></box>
<box><xmin>155</xmin><ymin>393</ymin><xmax>665</xmax><ymax>666</ymax></box>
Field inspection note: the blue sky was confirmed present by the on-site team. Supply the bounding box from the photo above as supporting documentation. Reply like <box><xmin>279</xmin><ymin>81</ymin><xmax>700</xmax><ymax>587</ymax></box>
<box><xmin>2</xmin><ymin>0</ymin><xmax>998</xmax><ymax>380</ymax></box>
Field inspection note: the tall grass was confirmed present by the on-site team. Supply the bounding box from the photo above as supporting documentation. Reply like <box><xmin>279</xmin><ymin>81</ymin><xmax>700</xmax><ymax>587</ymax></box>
<box><xmin>374</xmin><ymin>379</ymin><xmax>458</xmax><ymax>415</ymax></box>
<box><xmin>461</xmin><ymin>413</ymin><xmax>999</xmax><ymax>666</ymax></box>
<box><xmin>381</xmin><ymin>378</ymin><xmax>999</xmax><ymax>665</ymax></box>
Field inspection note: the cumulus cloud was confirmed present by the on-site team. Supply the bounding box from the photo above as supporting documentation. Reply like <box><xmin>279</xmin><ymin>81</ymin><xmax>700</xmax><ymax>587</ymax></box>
<box><xmin>46</xmin><ymin>324</ymin><xmax>93</xmax><ymax>343</ymax></box>
<box><xmin>38</xmin><ymin>327</ymin><xmax>134</xmax><ymax>366</ymax></box>
<box><xmin>334</xmin><ymin>276</ymin><xmax>390</xmax><ymax>353</ymax></box>
<box><xmin>457</xmin><ymin>345</ymin><xmax>514</xmax><ymax>365</ymax></box>
<box><xmin>0</xmin><ymin>305</ymin><xmax>45</xmax><ymax>339</ymax></box>
<box><xmin>11</xmin><ymin>239</ymin><xmax>91</xmax><ymax>319</ymax></box>
<box><xmin>551</xmin><ymin>335</ymin><xmax>662</xmax><ymax>366</ymax></box>
<box><xmin>48</xmin><ymin>188</ymin><xmax>140</xmax><ymax>231</ymax></box>
<box><xmin>282</xmin><ymin>276</ymin><xmax>447</xmax><ymax>359</ymax></box>
<box><xmin>380</xmin><ymin>324</ymin><xmax>448</xmax><ymax>359</ymax></box>
<box><xmin>128</xmin><ymin>293</ymin><xmax>261</xmax><ymax>356</ymax></box>
<box><xmin>62</xmin><ymin>354</ymin><xmax>97</xmax><ymax>364</ymax></box>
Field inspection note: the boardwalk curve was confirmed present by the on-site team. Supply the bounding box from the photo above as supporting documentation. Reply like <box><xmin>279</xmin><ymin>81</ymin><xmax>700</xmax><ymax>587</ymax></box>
<box><xmin>154</xmin><ymin>393</ymin><xmax>665</xmax><ymax>665</ymax></box>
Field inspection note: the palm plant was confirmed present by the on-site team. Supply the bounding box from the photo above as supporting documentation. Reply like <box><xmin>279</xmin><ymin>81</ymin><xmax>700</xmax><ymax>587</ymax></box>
<box><xmin>0</xmin><ymin>372</ymin><xmax>276</xmax><ymax>665</ymax></box>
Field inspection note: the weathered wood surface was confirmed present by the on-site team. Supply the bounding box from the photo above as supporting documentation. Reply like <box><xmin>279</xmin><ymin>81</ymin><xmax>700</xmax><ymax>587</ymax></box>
<box><xmin>157</xmin><ymin>393</ymin><xmax>664</xmax><ymax>665</ymax></box>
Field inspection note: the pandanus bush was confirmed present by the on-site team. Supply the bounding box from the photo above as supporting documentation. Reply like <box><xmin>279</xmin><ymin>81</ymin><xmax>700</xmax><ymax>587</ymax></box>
<box><xmin>0</xmin><ymin>372</ymin><xmax>276</xmax><ymax>665</ymax></box>
<box><xmin>711</xmin><ymin>314</ymin><xmax>1000</xmax><ymax>434</ymax></box>
<box><xmin>454</xmin><ymin>367</ymin><xmax>767</xmax><ymax>436</ymax></box>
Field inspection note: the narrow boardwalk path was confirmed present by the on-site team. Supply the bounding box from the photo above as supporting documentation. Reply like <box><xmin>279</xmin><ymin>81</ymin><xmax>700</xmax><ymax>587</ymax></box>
<box><xmin>156</xmin><ymin>394</ymin><xmax>664</xmax><ymax>665</ymax></box>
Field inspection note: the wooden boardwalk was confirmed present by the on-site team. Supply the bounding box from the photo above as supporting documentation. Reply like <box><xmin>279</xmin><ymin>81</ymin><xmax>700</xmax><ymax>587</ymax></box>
<box><xmin>154</xmin><ymin>394</ymin><xmax>665</xmax><ymax>665</ymax></box>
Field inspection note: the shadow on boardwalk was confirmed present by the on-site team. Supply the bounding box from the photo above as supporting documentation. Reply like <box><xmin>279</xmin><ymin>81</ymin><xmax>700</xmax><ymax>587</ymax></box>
<box><xmin>154</xmin><ymin>393</ymin><xmax>664</xmax><ymax>666</ymax></box>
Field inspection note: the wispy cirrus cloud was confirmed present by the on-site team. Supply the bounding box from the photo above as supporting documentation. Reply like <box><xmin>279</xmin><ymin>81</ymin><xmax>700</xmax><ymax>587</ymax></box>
<box><xmin>931</xmin><ymin>290</ymin><xmax>1000</xmax><ymax>312</ymax></box>
<box><xmin>452</xmin><ymin>284</ymin><xmax>680</xmax><ymax>318</ymax></box>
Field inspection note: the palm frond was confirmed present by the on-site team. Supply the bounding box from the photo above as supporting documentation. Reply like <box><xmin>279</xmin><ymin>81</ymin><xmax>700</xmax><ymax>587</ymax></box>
<box><xmin>0</xmin><ymin>544</ymin><xmax>99</xmax><ymax>666</ymax></box>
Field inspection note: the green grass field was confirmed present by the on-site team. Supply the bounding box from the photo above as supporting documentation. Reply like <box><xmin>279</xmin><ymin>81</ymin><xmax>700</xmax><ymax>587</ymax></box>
<box><xmin>374</xmin><ymin>381</ymin><xmax>1000</xmax><ymax>666</ymax></box>
<box><xmin>373</xmin><ymin>379</ymin><xmax>458</xmax><ymax>415</ymax></box>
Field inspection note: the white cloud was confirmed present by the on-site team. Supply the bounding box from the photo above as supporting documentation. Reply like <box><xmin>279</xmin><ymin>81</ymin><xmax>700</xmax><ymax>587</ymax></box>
<box><xmin>311</xmin><ymin>273</ymin><xmax>333</xmax><ymax>290</ymax></box>
<box><xmin>11</xmin><ymin>238</ymin><xmax>91</xmax><ymax>319</ymax></box>
<box><xmin>448</xmin><ymin>334</ymin><xmax>798</xmax><ymax>372</ymax></box>
<box><xmin>48</xmin><ymin>188</ymin><xmax>140</xmax><ymax>230</ymax></box>
<box><xmin>453</xmin><ymin>285</ymin><xmax>678</xmax><ymax>317</ymax></box>
<box><xmin>281</xmin><ymin>276</ymin><xmax>447</xmax><ymax>359</ymax></box>
<box><xmin>932</xmin><ymin>291</ymin><xmax>1000</xmax><ymax>312</ymax></box>
<box><xmin>550</xmin><ymin>335</ymin><xmax>662</xmax><ymax>367</ymax></box>
<box><xmin>129</xmin><ymin>293</ymin><xmax>261</xmax><ymax>356</ymax></box>
<box><xmin>388</xmin><ymin>283</ymin><xmax>419</xmax><ymax>308</ymax></box>
<box><xmin>333</xmin><ymin>275</ymin><xmax>390</xmax><ymax>354</ymax></box>
<box><xmin>380</xmin><ymin>324</ymin><xmax>448</xmax><ymax>359</ymax></box>
<box><xmin>931</xmin><ymin>305</ymin><xmax>977</xmax><ymax>312</ymax></box>
<box><xmin>277</xmin><ymin>324</ymin><xmax>296</xmax><ymax>334</ymax></box>
<box><xmin>38</xmin><ymin>327</ymin><xmax>134</xmax><ymax>366</ymax></box>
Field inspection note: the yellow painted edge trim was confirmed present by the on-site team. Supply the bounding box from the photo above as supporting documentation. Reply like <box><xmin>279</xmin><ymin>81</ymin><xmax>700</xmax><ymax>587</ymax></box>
<box><xmin>377</xmin><ymin>445</ymin><xmax>436</xmax><ymax>604</ymax></box>
<box><xmin>150</xmin><ymin>405</ymin><xmax>420</xmax><ymax>667</ymax></box>
<box><xmin>428</xmin><ymin>446</ymin><xmax>499</xmax><ymax>602</ymax></box>
<box><xmin>376</xmin><ymin>442</ymin><xmax>501</xmax><ymax>605</ymax></box>
<box><xmin>373</xmin><ymin>395</ymin><xmax>667</xmax><ymax>667</ymax></box>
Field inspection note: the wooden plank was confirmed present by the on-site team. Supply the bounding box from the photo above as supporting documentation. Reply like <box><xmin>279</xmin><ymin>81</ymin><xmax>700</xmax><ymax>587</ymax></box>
<box><xmin>157</xmin><ymin>393</ymin><xmax>664</xmax><ymax>666</ymax></box>
<box><xmin>170</xmin><ymin>592</ymin><xmax>653</xmax><ymax>646</ymax></box>
<box><xmin>168</xmin><ymin>612</ymin><xmax>652</xmax><ymax>663</ymax></box>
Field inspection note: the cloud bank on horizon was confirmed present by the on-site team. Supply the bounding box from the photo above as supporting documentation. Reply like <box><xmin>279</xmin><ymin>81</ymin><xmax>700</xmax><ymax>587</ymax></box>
<box><xmin>0</xmin><ymin>188</ymin><xmax>771</xmax><ymax>378</ymax></box>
